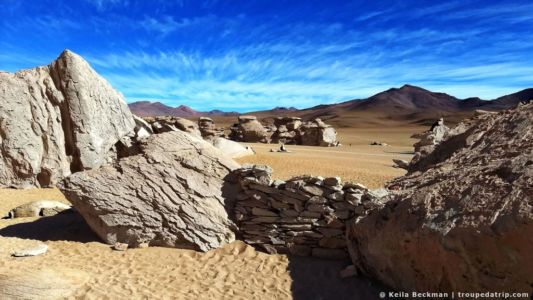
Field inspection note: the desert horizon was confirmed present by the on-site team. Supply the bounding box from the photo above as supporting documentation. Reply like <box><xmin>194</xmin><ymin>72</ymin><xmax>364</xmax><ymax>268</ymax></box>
<box><xmin>1</xmin><ymin>1</ymin><xmax>532</xmax><ymax>299</ymax></box>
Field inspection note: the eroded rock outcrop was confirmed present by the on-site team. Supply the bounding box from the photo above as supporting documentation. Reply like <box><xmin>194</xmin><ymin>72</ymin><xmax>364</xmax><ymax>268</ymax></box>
<box><xmin>271</xmin><ymin>117</ymin><xmax>338</xmax><ymax>146</ymax></box>
<box><xmin>347</xmin><ymin>104</ymin><xmax>533</xmax><ymax>292</ymax></box>
<box><xmin>229</xmin><ymin>116</ymin><xmax>270</xmax><ymax>143</ymax></box>
<box><xmin>0</xmin><ymin>50</ymin><xmax>135</xmax><ymax>188</ymax></box>
<box><xmin>409</xmin><ymin>117</ymin><xmax>449</xmax><ymax>167</ymax></box>
<box><xmin>143</xmin><ymin>116</ymin><xmax>202</xmax><ymax>137</ymax></box>
<box><xmin>198</xmin><ymin>117</ymin><xmax>225</xmax><ymax>140</ymax></box>
<box><xmin>59</xmin><ymin>131</ymin><xmax>239</xmax><ymax>251</ymax></box>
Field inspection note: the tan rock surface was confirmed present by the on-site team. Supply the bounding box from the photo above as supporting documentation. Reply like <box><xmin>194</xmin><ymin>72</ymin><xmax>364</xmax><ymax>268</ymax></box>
<box><xmin>347</xmin><ymin>104</ymin><xmax>533</xmax><ymax>292</ymax></box>
<box><xmin>60</xmin><ymin>131</ymin><xmax>239</xmax><ymax>251</ymax></box>
<box><xmin>0</xmin><ymin>50</ymin><xmax>135</xmax><ymax>188</ymax></box>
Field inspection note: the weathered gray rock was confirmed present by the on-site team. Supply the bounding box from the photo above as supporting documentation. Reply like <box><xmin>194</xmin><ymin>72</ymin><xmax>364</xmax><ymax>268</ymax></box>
<box><xmin>409</xmin><ymin>117</ymin><xmax>449</xmax><ymax>168</ymax></box>
<box><xmin>11</xmin><ymin>244</ymin><xmax>48</xmax><ymax>257</ymax></box>
<box><xmin>392</xmin><ymin>159</ymin><xmax>409</xmax><ymax>169</ymax></box>
<box><xmin>210</xmin><ymin>137</ymin><xmax>255</xmax><ymax>158</ymax></box>
<box><xmin>229</xmin><ymin>115</ymin><xmax>270</xmax><ymax>143</ymax></box>
<box><xmin>198</xmin><ymin>117</ymin><xmax>225</xmax><ymax>140</ymax></box>
<box><xmin>0</xmin><ymin>50</ymin><xmax>135</xmax><ymax>188</ymax></box>
<box><xmin>143</xmin><ymin>116</ymin><xmax>201</xmax><ymax>137</ymax></box>
<box><xmin>3</xmin><ymin>200</ymin><xmax>71</xmax><ymax>219</ymax></box>
<box><xmin>59</xmin><ymin>131</ymin><xmax>239</xmax><ymax>252</ymax></box>
<box><xmin>347</xmin><ymin>104</ymin><xmax>533</xmax><ymax>292</ymax></box>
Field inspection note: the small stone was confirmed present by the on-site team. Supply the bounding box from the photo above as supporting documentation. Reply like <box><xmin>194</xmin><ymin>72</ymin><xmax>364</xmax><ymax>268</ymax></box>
<box><xmin>302</xmin><ymin>185</ymin><xmax>326</xmax><ymax>196</ymax></box>
<box><xmin>307</xmin><ymin>204</ymin><xmax>334</xmax><ymax>214</ymax></box>
<box><xmin>299</xmin><ymin>211</ymin><xmax>322</xmax><ymax>218</ymax></box>
<box><xmin>326</xmin><ymin>191</ymin><xmax>344</xmax><ymax>201</ymax></box>
<box><xmin>343</xmin><ymin>182</ymin><xmax>367</xmax><ymax>191</ymax></box>
<box><xmin>339</xmin><ymin>265</ymin><xmax>358</xmax><ymax>278</ymax></box>
<box><xmin>345</xmin><ymin>193</ymin><xmax>363</xmax><ymax>205</ymax></box>
<box><xmin>308</xmin><ymin>196</ymin><xmax>327</xmax><ymax>204</ymax></box>
<box><xmin>317</xmin><ymin>228</ymin><xmax>344</xmax><ymax>237</ymax></box>
<box><xmin>11</xmin><ymin>244</ymin><xmax>48</xmax><ymax>257</ymax></box>
<box><xmin>280</xmin><ymin>209</ymin><xmax>299</xmax><ymax>217</ymax></box>
<box><xmin>251</xmin><ymin>207</ymin><xmax>278</xmax><ymax>217</ymax></box>
<box><xmin>113</xmin><ymin>243</ymin><xmax>128</xmax><ymax>251</ymax></box>
<box><xmin>323</xmin><ymin>176</ymin><xmax>341</xmax><ymax>186</ymax></box>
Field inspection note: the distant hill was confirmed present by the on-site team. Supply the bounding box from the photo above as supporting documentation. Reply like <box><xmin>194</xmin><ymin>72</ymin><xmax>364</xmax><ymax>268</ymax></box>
<box><xmin>129</xmin><ymin>86</ymin><xmax>532</xmax><ymax>126</ymax></box>
<box><xmin>128</xmin><ymin>101</ymin><xmax>238</xmax><ymax>117</ymax></box>
<box><xmin>252</xmin><ymin>85</ymin><xmax>533</xmax><ymax>126</ymax></box>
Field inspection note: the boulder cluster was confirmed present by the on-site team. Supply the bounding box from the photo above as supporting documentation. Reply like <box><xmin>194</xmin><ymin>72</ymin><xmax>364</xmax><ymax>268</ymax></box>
<box><xmin>231</xmin><ymin>165</ymin><xmax>389</xmax><ymax>259</ymax></box>
<box><xmin>229</xmin><ymin>116</ymin><xmax>338</xmax><ymax>146</ymax></box>
<box><xmin>141</xmin><ymin>115</ymin><xmax>253</xmax><ymax>158</ymax></box>
<box><xmin>229</xmin><ymin>116</ymin><xmax>270</xmax><ymax>143</ymax></box>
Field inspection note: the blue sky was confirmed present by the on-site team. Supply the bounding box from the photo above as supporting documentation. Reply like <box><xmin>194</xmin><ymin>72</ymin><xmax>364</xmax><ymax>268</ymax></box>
<box><xmin>1</xmin><ymin>0</ymin><xmax>533</xmax><ymax>112</ymax></box>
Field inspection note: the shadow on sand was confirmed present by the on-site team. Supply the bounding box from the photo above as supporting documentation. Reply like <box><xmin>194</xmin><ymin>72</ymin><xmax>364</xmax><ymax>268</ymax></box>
<box><xmin>0</xmin><ymin>210</ymin><xmax>100</xmax><ymax>243</ymax></box>
<box><xmin>287</xmin><ymin>255</ymin><xmax>387</xmax><ymax>300</ymax></box>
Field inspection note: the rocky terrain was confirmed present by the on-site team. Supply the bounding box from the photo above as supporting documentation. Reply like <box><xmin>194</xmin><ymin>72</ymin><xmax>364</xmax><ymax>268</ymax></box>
<box><xmin>229</xmin><ymin>115</ymin><xmax>338</xmax><ymax>146</ymax></box>
<box><xmin>1</xmin><ymin>49</ymin><xmax>531</xmax><ymax>298</ymax></box>
<box><xmin>347</xmin><ymin>103</ymin><xmax>533</xmax><ymax>292</ymax></box>
<box><xmin>232</xmin><ymin>165</ymin><xmax>388</xmax><ymax>259</ymax></box>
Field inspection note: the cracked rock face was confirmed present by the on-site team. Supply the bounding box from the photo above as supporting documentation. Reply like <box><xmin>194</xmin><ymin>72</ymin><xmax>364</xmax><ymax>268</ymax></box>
<box><xmin>0</xmin><ymin>50</ymin><xmax>135</xmax><ymax>188</ymax></box>
<box><xmin>347</xmin><ymin>103</ymin><xmax>533</xmax><ymax>292</ymax></box>
<box><xmin>59</xmin><ymin>131</ymin><xmax>239</xmax><ymax>251</ymax></box>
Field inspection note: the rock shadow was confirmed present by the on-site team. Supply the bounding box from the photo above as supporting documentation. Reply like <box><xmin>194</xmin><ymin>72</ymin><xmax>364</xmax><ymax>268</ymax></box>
<box><xmin>287</xmin><ymin>255</ymin><xmax>388</xmax><ymax>300</ymax></box>
<box><xmin>0</xmin><ymin>210</ymin><xmax>100</xmax><ymax>243</ymax></box>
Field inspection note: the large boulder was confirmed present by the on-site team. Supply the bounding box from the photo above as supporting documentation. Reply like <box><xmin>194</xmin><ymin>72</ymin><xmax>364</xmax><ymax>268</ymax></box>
<box><xmin>229</xmin><ymin>116</ymin><xmax>270</xmax><ymax>143</ymax></box>
<box><xmin>59</xmin><ymin>131</ymin><xmax>239</xmax><ymax>251</ymax></box>
<box><xmin>143</xmin><ymin>116</ymin><xmax>201</xmax><ymax>137</ymax></box>
<box><xmin>347</xmin><ymin>103</ymin><xmax>533</xmax><ymax>292</ymax></box>
<box><xmin>409</xmin><ymin>117</ymin><xmax>450</xmax><ymax>168</ymax></box>
<box><xmin>0</xmin><ymin>50</ymin><xmax>135</xmax><ymax>188</ymax></box>
<box><xmin>211</xmin><ymin>137</ymin><xmax>255</xmax><ymax>158</ymax></box>
<box><xmin>198</xmin><ymin>117</ymin><xmax>225</xmax><ymax>140</ymax></box>
<box><xmin>299</xmin><ymin>118</ymin><xmax>337</xmax><ymax>146</ymax></box>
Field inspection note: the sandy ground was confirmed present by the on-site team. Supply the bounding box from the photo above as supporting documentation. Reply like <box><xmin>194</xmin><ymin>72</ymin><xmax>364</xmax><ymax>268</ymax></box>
<box><xmin>237</xmin><ymin>127</ymin><xmax>422</xmax><ymax>188</ymax></box>
<box><xmin>0</xmin><ymin>126</ymin><xmax>419</xmax><ymax>299</ymax></box>
<box><xmin>0</xmin><ymin>189</ymin><xmax>384</xmax><ymax>299</ymax></box>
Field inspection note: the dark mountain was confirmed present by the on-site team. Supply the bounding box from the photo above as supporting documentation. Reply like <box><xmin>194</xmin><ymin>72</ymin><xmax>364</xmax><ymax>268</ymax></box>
<box><xmin>349</xmin><ymin>85</ymin><xmax>460</xmax><ymax>112</ymax></box>
<box><xmin>487</xmin><ymin>88</ymin><xmax>533</xmax><ymax>109</ymax></box>
<box><xmin>128</xmin><ymin>101</ymin><xmax>238</xmax><ymax>117</ymax></box>
<box><xmin>129</xmin><ymin>86</ymin><xmax>532</xmax><ymax>126</ymax></box>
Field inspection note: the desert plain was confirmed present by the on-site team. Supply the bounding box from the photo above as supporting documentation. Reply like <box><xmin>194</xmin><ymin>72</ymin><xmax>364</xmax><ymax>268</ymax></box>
<box><xmin>0</xmin><ymin>126</ymin><xmax>412</xmax><ymax>299</ymax></box>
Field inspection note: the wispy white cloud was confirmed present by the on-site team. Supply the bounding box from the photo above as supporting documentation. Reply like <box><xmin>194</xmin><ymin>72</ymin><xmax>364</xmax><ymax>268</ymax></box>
<box><xmin>84</xmin><ymin>0</ymin><xmax>127</xmax><ymax>11</ymax></box>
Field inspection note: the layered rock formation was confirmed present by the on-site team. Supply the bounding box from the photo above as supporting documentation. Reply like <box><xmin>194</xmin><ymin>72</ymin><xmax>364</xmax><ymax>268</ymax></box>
<box><xmin>347</xmin><ymin>103</ymin><xmax>533</xmax><ymax>292</ymax></box>
<box><xmin>143</xmin><ymin>116</ymin><xmax>201</xmax><ymax>137</ymax></box>
<box><xmin>409</xmin><ymin>117</ymin><xmax>449</xmax><ymax>167</ymax></box>
<box><xmin>59</xmin><ymin>131</ymin><xmax>239</xmax><ymax>251</ymax></box>
<box><xmin>229</xmin><ymin>116</ymin><xmax>270</xmax><ymax>143</ymax></box>
<box><xmin>229</xmin><ymin>116</ymin><xmax>338</xmax><ymax>146</ymax></box>
<box><xmin>298</xmin><ymin>118</ymin><xmax>337</xmax><ymax>146</ymax></box>
<box><xmin>0</xmin><ymin>50</ymin><xmax>135</xmax><ymax>188</ymax></box>
<box><xmin>198</xmin><ymin>117</ymin><xmax>225</xmax><ymax>140</ymax></box>
<box><xmin>232</xmin><ymin>165</ymin><xmax>389</xmax><ymax>259</ymax></box>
